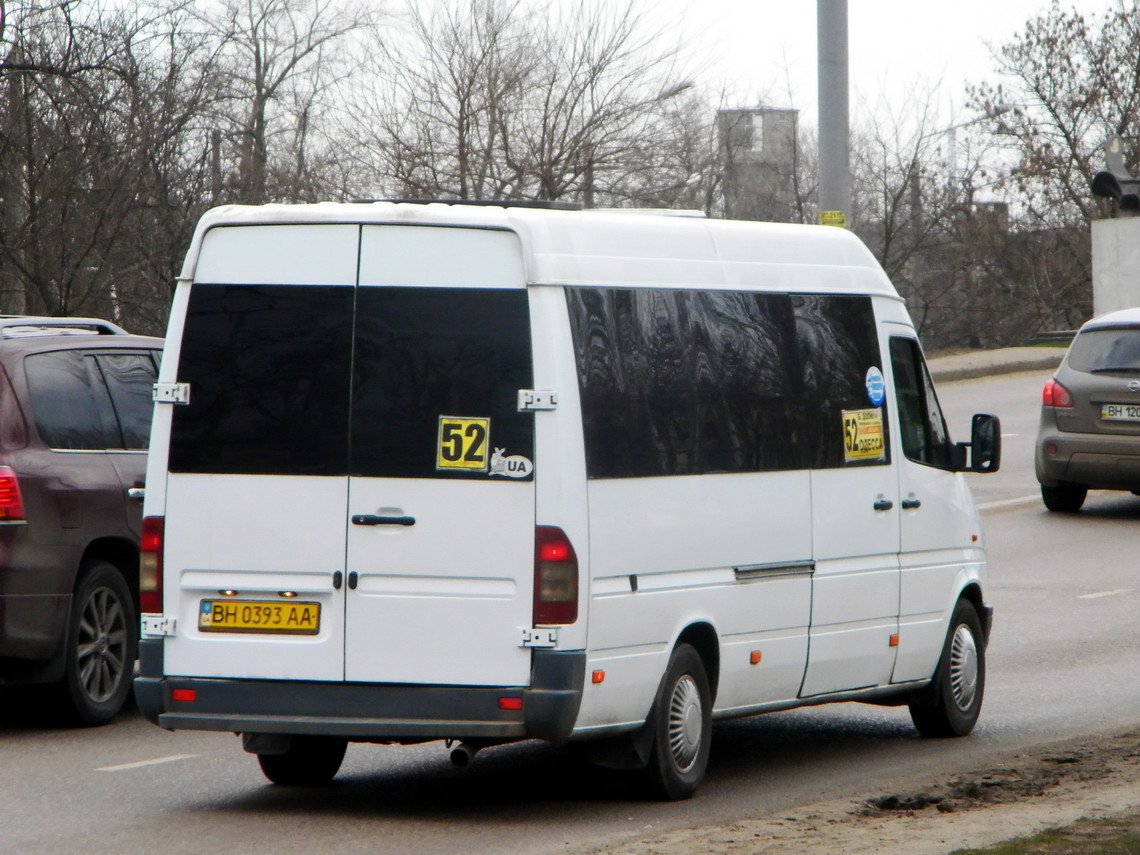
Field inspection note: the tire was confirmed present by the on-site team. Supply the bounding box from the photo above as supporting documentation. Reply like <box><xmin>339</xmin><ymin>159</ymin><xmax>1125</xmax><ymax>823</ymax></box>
<box><xmin>641</xmin><ymin>643</ymin><xmax>712</xmax><ymax>800</ymax></box>
<box><xmin>909</xmin><ymin>600</ymin><xmax>985</xmax><ymax>738</ymax></box>
<box><xmin>55</xmin><ymin>560</ymin><xmax>137</xmax><ymax>726</ymax></box>
<box><xmin>1041</xmin><ymin>483</ymin><xmax>1087</xmax><ymax>512</ymax></box>
<box><xmin>257</xmin><ymin>736</ymin><xmax>348</xmax><ymax>785</ymax></box>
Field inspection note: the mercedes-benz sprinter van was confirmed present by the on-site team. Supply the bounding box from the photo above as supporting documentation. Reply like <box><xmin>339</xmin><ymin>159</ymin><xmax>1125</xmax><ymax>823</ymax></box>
<box><xmin>136</xmin><ymin>202</ymin><xmax>999</xmax><ymax>799</ymax></box>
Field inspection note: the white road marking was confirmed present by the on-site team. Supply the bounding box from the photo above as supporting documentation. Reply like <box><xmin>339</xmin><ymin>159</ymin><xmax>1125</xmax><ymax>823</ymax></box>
<box><xmin>978</xmin><ymin>495</ymin><xmax>1040</xmax><ymax>511</ymax></box>
<box><xmin>1077</xmin><ymin>589</ymin><xmax>1133</xmax><ymax>600</ymax></box>
<box><xmin>97</xmin><ymin>754</ymin><xmax>198</xmax><ymax>772</ymax></box>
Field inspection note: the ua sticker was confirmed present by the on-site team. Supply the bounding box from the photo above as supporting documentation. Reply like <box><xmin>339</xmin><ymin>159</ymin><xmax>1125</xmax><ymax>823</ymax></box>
<box><xmin>865</xmin><ymin>366</ymin><xmax>886</xmax><ymax>407</ymax></box>
<box><xmin>489</xmin><ymin>447</ymin><xmax>534</xmax><ymax>479</ymax></box>
<box><xmin>842</xmin><ymin>408</ymin><xmax>886</xmax><ymax>463</ymax></box>
<box><xmin>437</xmin><ymin>416</ymin><xmax>490</xmax><ymax>471</ymax></box>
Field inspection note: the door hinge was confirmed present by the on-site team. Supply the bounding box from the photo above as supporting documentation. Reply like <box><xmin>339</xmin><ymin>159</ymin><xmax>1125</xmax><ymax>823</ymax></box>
<box><xmin>517</xmin><ymin>390</ymin><xmax>558</xmax><ymax>412</ymax></box>
<box><xmin>153</xmin><ymin>382</ymin><xmax>191</xmax><ymax>405</ymax></box>
<box><xmin>141</xmin><ymin>616</ymin><xmax>177</xmax><ymax>637</ymax></box>
<box><xmin>520</xmin><ymin>628</ymin><xmax>558</xmax><ymax>648</ymax></box>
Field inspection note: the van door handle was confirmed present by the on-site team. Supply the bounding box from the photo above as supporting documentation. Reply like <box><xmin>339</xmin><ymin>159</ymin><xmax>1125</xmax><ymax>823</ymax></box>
<box><xmin>351</xmin><ymin>514</ymin><xmax>415</xmax><ymax>526</ymax></box>
<box><xmin>333</xmin><ymin>571</ymin><xmax>343</xmax><ymax>590</ymax></box>
<box><xmin>348</xmin><ymin>572</ymin><xmax>358</xmax><ymax>590</ymax></box>
<box><xmin>873</xmin><ymin>499</ymin><xmax>894</xmax><ymax>511</ymax></box>
<box><xmin>127</xmin><ymin>487</ymin><xmax>146</xmax><ymax>503</ymax></box>
<box><xmin>901</xmin><ymin>498</ymin><xmax>922</xmax><ymax>510</ymax></box>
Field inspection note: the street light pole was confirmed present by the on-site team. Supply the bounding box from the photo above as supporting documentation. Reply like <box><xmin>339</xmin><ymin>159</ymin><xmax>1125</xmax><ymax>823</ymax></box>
<box><xmin>817</xmin><ymin>0</ymin><xmax>849</xmax><ymax>227</ymax></box>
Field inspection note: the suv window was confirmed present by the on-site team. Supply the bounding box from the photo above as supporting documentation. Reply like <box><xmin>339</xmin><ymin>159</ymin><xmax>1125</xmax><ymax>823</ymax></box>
<box><xmin>24</xmin><ymin>350</ymin><xmax>158</xmax><ymax>450</ymax></box>
<box><xmin>1066</xmin><ymin>327</ymin><xmax>1140</xmax><ymax>373</ymax></box>
<box><xmin>97</xmin><ymin>353</ymin><xmax>162</xmax><ymax>449</ymax></box>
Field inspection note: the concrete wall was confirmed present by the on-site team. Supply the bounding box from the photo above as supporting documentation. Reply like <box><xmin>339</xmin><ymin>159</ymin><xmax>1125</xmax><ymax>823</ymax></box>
<box><xmin>1092</xmin><ymin>218</ymin><xmax>1140</xmax><ymax>316</ymax></box>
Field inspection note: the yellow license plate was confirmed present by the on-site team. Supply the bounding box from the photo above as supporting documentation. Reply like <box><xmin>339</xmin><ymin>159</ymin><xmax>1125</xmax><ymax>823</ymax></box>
<box><xmin>198</xmin><ymin>599</ymin><xmax>320</xmax><ymax>635</ymax></box>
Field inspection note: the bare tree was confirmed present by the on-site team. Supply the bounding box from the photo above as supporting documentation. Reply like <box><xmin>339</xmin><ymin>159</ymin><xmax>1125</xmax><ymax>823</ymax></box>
<box><xmin>343</xmin><ymin>0</ymin><xmax>690</xmax><ymax>205</ymax></box>
<box><xmin>846</xmin><ymin>88</ymin><xmax>1018</xmax><ymax>346</ymax></box>
<box><xmin>605</xmin><ymin>89</ymin><xmax>721</xmax><ymax>213</ymax></box>
<box><xmin>969</xmin><ymin>0</ymin><xmax>1140</xmax><ymax>231</ymax></box>
<box><xmin>0</xmin><ymin>1</ymin><xmax>224</xmax><ymax>330</ymax></box>
<box><xmin>201</xmin><ymin>0</ymin><xmax>373</xmax><ymax>203</ymax></box>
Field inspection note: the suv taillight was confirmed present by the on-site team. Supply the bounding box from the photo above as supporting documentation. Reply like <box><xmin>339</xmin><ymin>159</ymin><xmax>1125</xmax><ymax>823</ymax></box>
<box><xmin>140</xmin><ymin>516</ymin><xmax>164</xmax><ymax>613</ymax></box>
<box><xmin>534</xmin><ymin>526</ymin><xmax>578</xmax><ymax>625</ymax></box>
<box><xmin>1043</xmin><ymin>378</ymin><xmax>1073</xmax><ymax>408</ymax></box>
<box><xmin>0</xmin><ymin>466</ymin><xmax>25</xmax><ymax>522</ymax></box>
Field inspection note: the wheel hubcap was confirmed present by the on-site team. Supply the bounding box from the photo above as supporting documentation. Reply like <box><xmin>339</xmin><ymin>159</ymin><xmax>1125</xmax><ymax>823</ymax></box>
<box><xmin>948</xmin><ymin>625</ymin><xmax>979</xmax><ymax>712</ymax></box>
<box><xmin>76</xmin><ymin>586</ymin><xmax>127</xmax><ymax>703</ymax></box>
<box><xmin>667</xmin><ymin>674</ymin><xmax>703</xmax><ymax>772</ymax></box>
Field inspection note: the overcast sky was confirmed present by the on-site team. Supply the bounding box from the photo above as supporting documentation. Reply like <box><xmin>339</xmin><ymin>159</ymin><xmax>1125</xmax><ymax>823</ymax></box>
<box><xmin>660</xmin><ymin>0</ymin><xmax>1072</xmax><ymax>124</ymax></box>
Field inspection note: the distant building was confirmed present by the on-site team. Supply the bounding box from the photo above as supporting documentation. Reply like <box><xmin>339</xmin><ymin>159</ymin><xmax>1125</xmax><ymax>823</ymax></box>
<box><xmin>718</xmin><ymin>107</ymin><xmax>799</xmax><ymax>222</ymax></box>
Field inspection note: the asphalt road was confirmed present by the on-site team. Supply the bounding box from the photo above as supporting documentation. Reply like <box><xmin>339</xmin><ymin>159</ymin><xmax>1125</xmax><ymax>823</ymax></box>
<box><xmin>2</xmin><ymin>369</ymin><xmax>1138</xmax><ymax>855</ymax></box>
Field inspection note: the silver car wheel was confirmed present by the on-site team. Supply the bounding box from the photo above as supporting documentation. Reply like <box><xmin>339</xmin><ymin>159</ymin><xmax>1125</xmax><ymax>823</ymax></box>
<box><xmin>948</xmin><ymin>624</ymin><xmax>979</xmax><ymax>712</ymax></box>
<box><xmin>667</xmin><ymin>674</ymin><xmax>703</xmax><ymax>773</ymax></box>
<box><xmin>76</xmin><ymin>585</ymin><xmax>128</xmax><ymax>704</ymax></box>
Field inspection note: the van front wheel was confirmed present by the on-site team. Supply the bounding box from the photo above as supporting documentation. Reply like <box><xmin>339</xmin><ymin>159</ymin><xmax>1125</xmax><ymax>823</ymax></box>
<box><xmin>257</xmin><ymin>736</ymin><xmax>348</xmax><ymax>785</ymax></box>
<box><xmin>642</xmin><ymin>643</ymin><xmax>712</xmax><ymax>800</ymax></box>
<box><xmin>909</xmin><ymin>600</ymin><xmax>985</xmax><ymax>738</ymax></box>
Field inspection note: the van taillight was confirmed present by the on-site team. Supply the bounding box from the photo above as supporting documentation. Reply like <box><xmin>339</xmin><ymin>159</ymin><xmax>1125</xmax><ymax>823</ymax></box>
<box><xmin>1043</xmin><ymin>378</ymin><xmax>1073</xmax><ymax>408</ymax></box>
<box><xmin>0</xmin><ymin>467</ymin><xmax>25</xmax><ymax>522</ymax></box>
<box><xmin>140</xmin><ymin>516</ymin><xmax>164</xmax><ymax>613</ymax></box>
<box><xmin>534</xmin><ymin>526</ymin><xmax>578</xmax><ymax>625</ymax></box>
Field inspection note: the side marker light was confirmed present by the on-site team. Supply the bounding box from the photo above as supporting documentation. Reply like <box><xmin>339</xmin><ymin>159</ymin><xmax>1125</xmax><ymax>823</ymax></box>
<box><xmin>592</xmin><ymin>670</ymin><xmax>605</xmax><ymax>684</ymax></box>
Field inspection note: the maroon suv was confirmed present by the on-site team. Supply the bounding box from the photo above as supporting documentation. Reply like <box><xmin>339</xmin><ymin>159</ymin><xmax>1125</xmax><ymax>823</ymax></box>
<box><xmin>0</xmin><ymin>316</ymin><xmax>162</xmax><ymax>724</ymax></box>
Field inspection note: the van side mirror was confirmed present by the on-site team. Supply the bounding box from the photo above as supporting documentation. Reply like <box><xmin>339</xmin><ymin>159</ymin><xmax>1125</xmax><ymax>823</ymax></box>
<box><xmin>963</xmin><ymin>413</ymin><xmax>1001</xmax><ymax>473</ymax></box>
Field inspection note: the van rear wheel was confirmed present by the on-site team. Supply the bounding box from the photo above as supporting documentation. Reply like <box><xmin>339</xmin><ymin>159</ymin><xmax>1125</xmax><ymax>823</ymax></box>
<box><xmin>257</xmin><ymin>736</ymin><xmax>347</xmax><ymax>785</ymax></box>
<box><xmin>641</xmin><ymin>643</ymin><xmax>712</xmax><ymax>800</ymax></box>
<box><xmin>909</xmin><ymin>600</ymin><xmax>985</xmax><ymax>738</ymax></box>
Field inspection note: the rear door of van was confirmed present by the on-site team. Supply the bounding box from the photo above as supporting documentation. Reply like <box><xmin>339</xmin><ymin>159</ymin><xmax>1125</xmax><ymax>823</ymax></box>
<box><xmin>343</xmin><ymin>226</ymin><xmax>535</xmax><ymax>686</ymax></box>
<box><xmin>161</xmin><ymin>223</ymin><xmax>535</xmax><ymax>688</ymax></box>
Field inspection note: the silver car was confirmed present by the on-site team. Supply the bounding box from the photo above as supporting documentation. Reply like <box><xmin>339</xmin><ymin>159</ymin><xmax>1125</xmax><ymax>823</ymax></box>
<box><xmin>1036</xmin><ymin>307</ymin><xmax>1140</xmax><ymax>511</ymax></box>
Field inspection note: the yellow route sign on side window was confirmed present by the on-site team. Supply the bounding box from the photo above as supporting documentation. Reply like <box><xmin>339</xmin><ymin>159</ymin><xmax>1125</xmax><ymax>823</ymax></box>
<box><xmin>437</xmin><ymin>416</ymin><xmax>491</xmax><ymax>471</ymax></box>
<box><xmin>842</xmin><ymin>408</ymin><xmax>886</xmax><ymax>463</ymax></box>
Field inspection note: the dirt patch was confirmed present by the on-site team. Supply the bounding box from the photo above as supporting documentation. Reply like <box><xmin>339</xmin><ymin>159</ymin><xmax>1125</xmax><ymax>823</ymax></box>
<box><xmin>588</xmin><ymin>731</ymin><xmax>1140</xmax><ymax>855</ymax></box>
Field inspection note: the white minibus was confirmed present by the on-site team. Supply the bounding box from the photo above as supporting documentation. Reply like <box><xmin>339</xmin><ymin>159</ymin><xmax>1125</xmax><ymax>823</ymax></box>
<box><xmin>136</xmin><ymin>201</ymin><xmax>999</xmax><ymax>799</ymax></box>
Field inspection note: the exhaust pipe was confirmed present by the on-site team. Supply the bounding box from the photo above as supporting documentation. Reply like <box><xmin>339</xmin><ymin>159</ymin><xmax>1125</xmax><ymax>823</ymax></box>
<box><xmin>449</xmin><ymin>742</ymin><xmax>479</xmax><ymax>768</ymax></box>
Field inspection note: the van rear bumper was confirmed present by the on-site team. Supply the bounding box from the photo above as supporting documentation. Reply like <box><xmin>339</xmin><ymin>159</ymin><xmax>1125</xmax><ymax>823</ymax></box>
<box><xmin>134</xmin><ymin>647</ymin><xmax>584</xmax><ymax>743</ymax></box>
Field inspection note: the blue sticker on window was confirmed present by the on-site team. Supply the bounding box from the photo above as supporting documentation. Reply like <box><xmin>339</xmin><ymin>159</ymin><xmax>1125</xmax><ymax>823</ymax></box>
<box><xmin>866</xmin><ymin>366</ymin><xmax>886</xmax><ymax>407</ymax></box>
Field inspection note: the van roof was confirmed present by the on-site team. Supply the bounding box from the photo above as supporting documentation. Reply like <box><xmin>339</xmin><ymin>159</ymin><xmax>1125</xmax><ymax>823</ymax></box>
<box><xmin>182</xmin><ymin>202</ymin><xmax>900</xmax><ymax>299</ymax></box>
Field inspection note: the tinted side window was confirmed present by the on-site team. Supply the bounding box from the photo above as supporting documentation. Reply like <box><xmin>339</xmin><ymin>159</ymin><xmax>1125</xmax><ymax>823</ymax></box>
<box><xmin>96</xmin><ymin>353</ymin><xmax>158</xmax><ymax>449</ymax></box>
<box><xmin>568</xmin><ymin>288</ymin><xmax>803</xmax><ymax>478</ymax></box>
<box><xmin>351</xmin><ymin>288</ymin><xmax>533</xmax><ymax>480</ymax></box>
<box><xmin>25</xmin><ymin>351</ymin><xmax>119</xmax><ymax>450</ymax></box>
<box><xmin>889</xmin><ymin>336</ymin><xmax>952</xmax><ymax>468</ymax></box>
<box><xmin>170</xmin><ymin>284</ymin><xmax>354</xmax><ymax>475</ymax></box>
<box><xmin>793</xmin><ymin>294</ymin><xmax>889</xmax><ymax>468</ymax></box>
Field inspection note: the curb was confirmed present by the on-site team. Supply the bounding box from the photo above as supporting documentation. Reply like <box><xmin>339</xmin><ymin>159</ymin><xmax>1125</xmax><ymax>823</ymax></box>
<box><xmin>928</xmin><ymin>348</ymin><xmax>1065</xmax><ymax>383</ymax></box>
